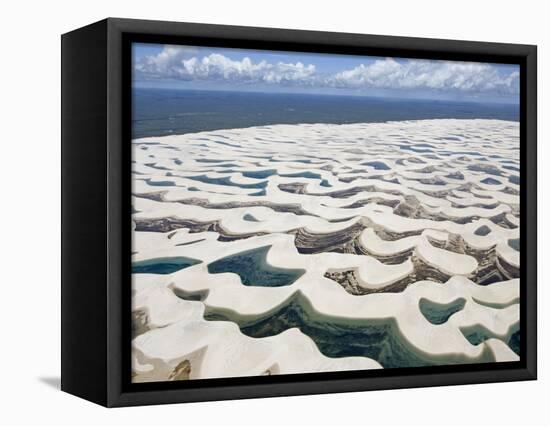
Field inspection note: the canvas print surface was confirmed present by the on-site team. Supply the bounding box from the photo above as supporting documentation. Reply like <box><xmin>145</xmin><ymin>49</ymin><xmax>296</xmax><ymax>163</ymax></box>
<box><xmin>130</xmin><ymin>43</ymin><xmax>520</xmax><ymax>383</ymax></box>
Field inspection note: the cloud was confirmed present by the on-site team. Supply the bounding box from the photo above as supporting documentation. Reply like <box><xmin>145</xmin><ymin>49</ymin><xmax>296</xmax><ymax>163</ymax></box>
<box><xmin>135</xmin><ymin>48</ymin><xmax>316</xmax><ymax>85</ymax></box>
<box><xmin>135</xmin><ymin>45</ymin><xmax>199</xmax><ymax>78</ymax></box>
<box><xmin>135</xmin><ymin>47</ymin><xmax>519</xmax><ymax>97</ymax></box>
<box><xmin>329</xmin><ymin>58</ymin><xmax>519</xmax><ymax>95</ymax></box>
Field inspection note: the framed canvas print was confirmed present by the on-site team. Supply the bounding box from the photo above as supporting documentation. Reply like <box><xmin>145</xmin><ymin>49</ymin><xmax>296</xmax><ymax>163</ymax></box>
<box><xmin>61</xmin><ymin>18</ymin><xmax>537</xmax><ymax>407</ymax></box>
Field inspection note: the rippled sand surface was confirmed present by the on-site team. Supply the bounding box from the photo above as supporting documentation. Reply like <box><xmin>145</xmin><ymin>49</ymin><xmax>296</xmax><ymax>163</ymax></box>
<box><xmin>131</xmin><ymin>119</ymin><xmax>520</xmax><ymax>382</ymax></box>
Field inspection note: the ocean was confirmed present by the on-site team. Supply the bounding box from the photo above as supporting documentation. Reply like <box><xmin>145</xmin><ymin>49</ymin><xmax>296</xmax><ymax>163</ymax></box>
<box><xmin>132</xmin><ymin>88</ymin><xmax>519</xmax><ymax>139</ymax></box>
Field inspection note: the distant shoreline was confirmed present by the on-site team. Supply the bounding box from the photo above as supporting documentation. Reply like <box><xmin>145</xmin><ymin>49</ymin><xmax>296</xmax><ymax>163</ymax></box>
<box><xmin>132</xmin><ymin>118</ymin><xmax>520</xmax><ymax>142</ymax></box>
<box><xmin>132</xmin><ymin>89</ymin><xmax>519</xmax><ymax>139</ymax></box>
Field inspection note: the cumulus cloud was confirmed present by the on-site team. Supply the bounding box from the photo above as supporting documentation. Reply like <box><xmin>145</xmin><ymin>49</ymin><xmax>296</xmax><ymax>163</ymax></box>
<box><xmin>135</xmin><ymin>45</ymin><xmax>198</xmax><ymax>78</ymax></box>
<box><xmin>329</xmin><ymin>58</ymin><xmax>519</xmax><ymax>95</ymax></box>
<box><xmin>135</xmin><ymin>48</ymin><xmax>316</xmax><ymax>85</ymax></box>
<box><xmin>135</xmin><ymin>47</ymin><xmax>519</xmax><ymax>97</ymax></box>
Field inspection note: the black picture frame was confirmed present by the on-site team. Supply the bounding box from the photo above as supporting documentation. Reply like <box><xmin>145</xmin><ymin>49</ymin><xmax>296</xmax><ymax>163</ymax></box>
<box><xmin>61</xmin><ymin>17</ymin><xmax>537</xmax><ymax>407</ymax></box>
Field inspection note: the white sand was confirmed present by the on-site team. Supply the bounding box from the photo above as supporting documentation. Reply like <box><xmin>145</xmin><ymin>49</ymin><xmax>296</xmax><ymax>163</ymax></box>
<box><xmin>131</xmin><ymin>119</ymin><xmax>520</xmax><ymax>382</ymax></box>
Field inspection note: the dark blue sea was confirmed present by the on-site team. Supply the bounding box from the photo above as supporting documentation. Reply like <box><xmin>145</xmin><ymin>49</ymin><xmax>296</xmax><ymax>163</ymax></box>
<box><xmin>132</xmin><ymin>88</ymin><xmax>519</xmax><ymax>139</ymax></box>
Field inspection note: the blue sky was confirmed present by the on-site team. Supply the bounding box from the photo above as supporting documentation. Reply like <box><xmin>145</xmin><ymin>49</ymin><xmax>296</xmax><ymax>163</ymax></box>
<box><xmin>133</xmin><ymin>43</ymin><xmax>520</xmax><ymax>104</ymax></box>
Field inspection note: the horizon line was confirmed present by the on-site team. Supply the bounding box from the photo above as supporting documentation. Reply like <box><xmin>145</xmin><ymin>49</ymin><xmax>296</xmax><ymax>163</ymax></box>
<box><xmin>132</xmin><ymin>85</ymin><xmax>520</xmax><ymax>106</ymax></box>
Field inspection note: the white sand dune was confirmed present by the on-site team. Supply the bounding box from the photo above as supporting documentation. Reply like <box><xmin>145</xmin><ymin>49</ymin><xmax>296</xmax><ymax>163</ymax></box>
<box><xmin>131</xmin><ymin>119</ymin><xmax>520</xmax><ymax>382</ymax></box>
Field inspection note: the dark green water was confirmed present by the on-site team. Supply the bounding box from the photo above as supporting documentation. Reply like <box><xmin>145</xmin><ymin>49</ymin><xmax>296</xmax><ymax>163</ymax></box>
<box><xmin>203</xmin><ymin>292</ymin><xmax>494</xmax><ymax>368</ymax></box>
<box><xmin>243</xmin><ymin>214</ymin><xmax>260</xmax><ymax>222</ymax></box>
<box><xmin>419</xmin><ymin>298</ymin><xmax>466</xmax><ymax>325</ymax></box>
<box><xmin>474</xmin><ymin>225</ymin><xmax>492</xmax><ymax>236</ymax></box>
<box><xmin>207</xmin><ymin>245</ymin><xmax>305</xmax><ymax>287</ymax></box>
<box><xmin>186</xmin><ymin>174</ymin><xmax>268</xmax><ymax>189</ymax></box>
<box><xmin>461</xmin><ymin>324</ymin><xmax>520</xmax><ymax>356</ymax></box>
<box><xmin>132</xmin><ymin>256</ymin><xmax>202</xmax><ymax>274</ymax></box>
